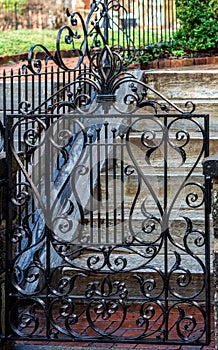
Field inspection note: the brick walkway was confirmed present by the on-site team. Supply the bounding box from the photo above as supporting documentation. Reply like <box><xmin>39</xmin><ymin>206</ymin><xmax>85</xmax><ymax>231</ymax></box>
<box><xmin>12</xmin><ymin>304</ymin><xmax>215</xmax><ymax>350</ymax></box>
<box><xmin>0</xmin><ymin>56</ymin><xmax>218</xmax><ymax>76</ymax></box>
<box><xmin>0</xmin><ymin>56</ymin><xmax>88</xmax><ymax>75</ymax></box>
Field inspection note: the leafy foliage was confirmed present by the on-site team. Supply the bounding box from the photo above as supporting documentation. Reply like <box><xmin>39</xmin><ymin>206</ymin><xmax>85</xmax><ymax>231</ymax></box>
<box><xmin>174</xmin><ymin>0</ymin><xmax>218</xmax><ymax>51</ymax></box>
<box><xmin>136</xmin><ymin>42</ymin><xmax>185</xmax><ymax>64</ymax></box>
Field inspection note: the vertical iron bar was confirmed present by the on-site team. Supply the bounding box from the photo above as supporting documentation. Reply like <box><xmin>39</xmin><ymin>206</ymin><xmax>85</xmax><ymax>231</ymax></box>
<box><xmin>50</xmin><ymin>67</ymin><xmax>54</xmax><ymax>103</ymax></box>
<box><xmin>38</xmin><ymin>70</ymin><xmax>41</xmax><ymax>114</ymax></box>
<box><xmin>204</xmin><ymin>115</ymin><xmax>211</xmax><ymax>344</ymax></box>
<box><xmin>62</xmin><ymin>69</ymin><xmax>66</xmax><ymax>114</ymax></box>
<box><xmin>120</xmin><ymin>133</ymin><xmax>125</xmax><ymax>244</ymax></box>
<box><xmin>171</xmin><ymin>0</ymin><xmax>174</xmax><ymax>37</ymax></box>
<box><xmin>31</xmin><ymin>69</ymin><xmax>35</xmax><ymax>224</ymax></box>
<box><xmin>164</xmin><ymin>115</ymin><xmax>169</xmax><ymax>341</ymax></box>
<box><xmin>10</xmin><ymin>70</ymin><xmax>14</xmax><ymax>115</ymax></box>
<box><xmin>44</xmin><ymin>66</ymin><xmax>48</xmax><ymax>111</ymax></box>
<box><xmin>37</xmin><ymin>71</ymin><xmax>43</xmax><ymax>201</ymax></box>
<box><xmin>2</xmin><ymin>70</ymin><xmax>6</xmax><ymax>129</ymax></box>
<box><xmin>14</xmin><ymin>2</ymin><xmax>18</xmax><ymax>30</ymax></box>
<box><xmin>111</xmin><ymin>0</ymin><xmax>114</xmax><ymax>47</ymax></box>
<box><xmin>96</xmin><ymin>127</ymin><xmax>101</xmax><ymax>244</ymax></box>
<box><xmin>160</xmin><ymin>0</ymin><xmax>163</xmax><ymax>42</ymax></box>
<box><xmin>120</xmin><ymin>0</ymin><xmax>124</xmax><ymax>53</ymax></box>
<box><xmin>147</xmin><ymin>0</ymin><xmax>150</xmax><ymax>44</ymax></box>
<box><xmin>137</xmin><ymin>0</ymin><xmax>140</xmax><ymax>51</ymax></box>
<box><xmin>55</xmin><ymin>67</ymin><xmax>60</xmax><ymax>113</ymax></box>
<box><xmin>103</xmin><ymin>0</ymin><xmax>109</xmax><ymax>45</ymax></box>
<box><xmin>67</xmin><ymin>69</ymin><xmax>71</xmax><ymax>113</ymax></box>
<box><xmin>24</xmin><ymin>69</ymin><xmax>29</xmax><ymax>221</ymax></box>
<box><xmin>151</xmin><ymin>0</ymin><xmax>154</xmax><ymax>43</ymax></box>
<box><xmin>104</xmin><ymin>122</ymin><xmax>109</xmax><ymax>244</ymax></box>
<box><xmin>5</xmin><ymin>115</ymin><xmax>13</xmax><ymax>339</ymax></box>
<box><xmin>127</xmin><ymin>0</ymin><xmax>131</xmax><ymax>49</ymax></box>
<box><xmin>44</xmin><ymin>113</ymin><xmax>51</xmax><ymax>338</ymax></box>
<box><xmin>89</xmin><ymin>133</ymin><xmax>94</xmax><ymax>243</ymax></box>
<box><xmin>164</xmin><ymin>0</ymin><xmax>167</xmax><ymax>42</ymax></box>
<box><xmin>132</xmin><ymin>0</ymin><xmax>135</xmax><ymax>50</ymax></box>
<box><xmin>168</xmin><ymin>0</ymin><xmax>170</xmax><ymax>41</ymax></box>
<box><xmin>142</xmin><ymin>0</ymin><xmax>146</xmax><ymax>47</ymax></box>
<box><xmin>17</xmin><ymin>69</ymin><xmax>22</xmax><ymax>227</ymax></box>
<box><xmin>156</xmin><ymin>0</ymin><xmax>158</xmax><ymax>42</ymax></box>
<box><xmin>112</xmin><ymin>128</ymin><xmax>117</xmax><ymax>243</ymax></box>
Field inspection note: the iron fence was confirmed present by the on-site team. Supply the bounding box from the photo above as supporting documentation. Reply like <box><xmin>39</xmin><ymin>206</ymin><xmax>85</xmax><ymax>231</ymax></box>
<box><xmin>0</xmin><ymin>0</ymin><xmax>178</xmax><ymax>49</ymax></box>
<box><xmin>0</xmin><ymin>14</ymin><xmax>213</xmax><ymax>344</ymax></box>
<box><xmin>0</xmin><ymin>64</ymin><xmax>90</xmax><ymax>125</ymax></box>
<box><xmin>0</xmin><ymin>45</ymin><xmax>212</xmax><ymax>346</ymax></box>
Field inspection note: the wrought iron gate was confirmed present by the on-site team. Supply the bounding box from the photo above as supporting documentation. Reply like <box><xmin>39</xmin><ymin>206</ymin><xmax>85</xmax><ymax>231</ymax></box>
<box><xmin>1</xmin><ymin>44</ymin><xmax>211</xmax><ymax>347</ymax></box>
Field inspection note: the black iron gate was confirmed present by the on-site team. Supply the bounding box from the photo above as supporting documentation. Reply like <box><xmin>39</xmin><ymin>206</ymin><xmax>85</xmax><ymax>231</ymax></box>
<box><xmin>1</xmin><ymin>45</ymin><xmax>211</xmax><ymax>346</ymax></box>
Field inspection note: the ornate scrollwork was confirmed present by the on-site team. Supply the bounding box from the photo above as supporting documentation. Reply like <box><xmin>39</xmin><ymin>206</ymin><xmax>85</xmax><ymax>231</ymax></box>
<box><xmin>22</xmin><ymin>41</ymin><xmax>199</xmax><ymax>117</ymax></box>
<box><xmin>11</xmin><ymin>182</ymin><xmax>31</xmax><ymax>206</ymax></box>
<box><xmin>185</xmin><ymin>182</ymin><xmax>205</xmax><ymax>208</ymax></box>
<box><xmin>169</xmin><ymin>303</ymin><xmax>206</xmax><ymax>342</ymax></box>
<box><xmin>4</xmin><ymin>2</ymin><xmax>210</xmax><ymax>345</ymax></box>
<box><xmin>168</xmin><ymin>251</ymin><xmax>205</xmax><ymax>299</ymax></box>
<box><xmin>134</xmin><ymin>270</ymin><xmax>165</xmax><ymax>299</ymax></box>
<box><xmin>136</xmin><ymin>301</ymin><xmax>165</xmax><ymax>337</ymax></box>
<box><xmin>23</xmin><ymin>0</ymin><xmax>135</xmax><ymax>75</ymax></box>
<box><xmin>85</xmin><ymin>277</ymin><xmax>127</xmax><ymax>335</ymax></box>
<box><xmin>10</xmin><ymin>299</ymin><xmax>44</xmax><ymax>337</ymax></box>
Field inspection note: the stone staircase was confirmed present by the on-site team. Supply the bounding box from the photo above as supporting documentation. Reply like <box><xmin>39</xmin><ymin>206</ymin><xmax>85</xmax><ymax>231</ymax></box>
<box><xmin>143</xmin><ymin>68</ymin><xmax>218</xmax><ymax>125</ymax></box>
<box><xmin>73</xmin><ymin>67</ymin><xmax>217</xmax><ymax>285</ymax></box>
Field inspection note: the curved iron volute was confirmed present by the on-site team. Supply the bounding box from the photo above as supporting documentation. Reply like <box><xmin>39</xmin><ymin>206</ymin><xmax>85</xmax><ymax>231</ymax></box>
<box><xmin>23</xmin><ymin>0</ymin><xmax>134</xmax><ymax>74</ymax></box>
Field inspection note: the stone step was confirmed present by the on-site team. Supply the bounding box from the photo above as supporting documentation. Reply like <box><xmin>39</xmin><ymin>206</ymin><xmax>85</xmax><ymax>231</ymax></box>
<box><xmin>76</xmin><ymin>250</ymin><xmax>211</xmax><ymax>274</ymax></box>
<box><xmin>98</xmin><ymin>171</ymin><xmax>205</xmax><ymax>206</ymax></box>
<box><xmin>79</xmin><ymin>212</ymin><xmax>209</xmax><ymax>249</ymax></box>
<box><xmin>172</xmin><ymin>99</ymin><xmax>218</xmax><ymax>118</ymax></box>
<box><xmin>138</xmin><ymin>99</ymin><xmax>218</xmax><ymax>131</ymax></box>
<box><xmin>143</xmin><ymin>69</ymin><xmax>218</xmax><ymax>100</ymax></box>
<box><xmin>120</xmin><ymin>132</ymin><xmax>214</xmax><ymax>166</ymax></box>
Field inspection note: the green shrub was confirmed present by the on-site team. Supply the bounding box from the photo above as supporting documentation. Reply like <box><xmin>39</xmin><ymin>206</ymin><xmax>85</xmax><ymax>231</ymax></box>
<box><xmin>174</xmin><ymin>0</ymin><xmax>218</xmax><ymax>51</ymax></box>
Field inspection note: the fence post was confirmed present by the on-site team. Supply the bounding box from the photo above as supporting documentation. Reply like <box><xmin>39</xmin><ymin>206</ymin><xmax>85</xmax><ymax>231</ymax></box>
<box><xmin>103</xmin><ymin>0</ymin><xmax>109</xmax><ymax>45</ymax></box>
<box><xmin>0</xmin><ymin>150</ymin><xmax>20</xmax><ymax>350</ymax></box>
<box><xmin>203</xmin><ymin>154</ymin><xmax>218</xmax><ymax>350</ymax></box>
<box><xmin>14</xmin><ymin>2</ymin><xmax>18</xmax><ymax>30</ymax></box>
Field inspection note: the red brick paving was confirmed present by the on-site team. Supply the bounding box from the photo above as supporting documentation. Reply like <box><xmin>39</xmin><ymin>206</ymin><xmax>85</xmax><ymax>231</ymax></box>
<box><xmin>0</xmin><ymin>55</ymin><xmax>218</xmax><ymax>77</ymax></box>
<box><xmin>14</xmin><ymin>303</ymin><xmax>215</xmax><ymax>349</ymax></box>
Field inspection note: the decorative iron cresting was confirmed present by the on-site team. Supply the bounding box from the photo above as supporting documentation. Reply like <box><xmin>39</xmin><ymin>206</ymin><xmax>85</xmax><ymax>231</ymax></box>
<box><xmin>2</xmin><ymin>5</ymin><xmax>211</xmax><ymax>348</ymax></box>
<box><xmin>24</xmin><ymin>0</ymin><xmax>136</xmax><ymax>74</ymax></box>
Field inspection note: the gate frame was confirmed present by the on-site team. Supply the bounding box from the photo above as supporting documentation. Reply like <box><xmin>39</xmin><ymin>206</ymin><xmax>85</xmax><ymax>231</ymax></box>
<box><xmin>0</xmin><ymin>43</ymin><xmax>212</xmax><ymax>347</ymax></box>
<box><xmin>0</xmin><ymin>2</ymin><xmax>213</xmax><ymax>346</ymax></box>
